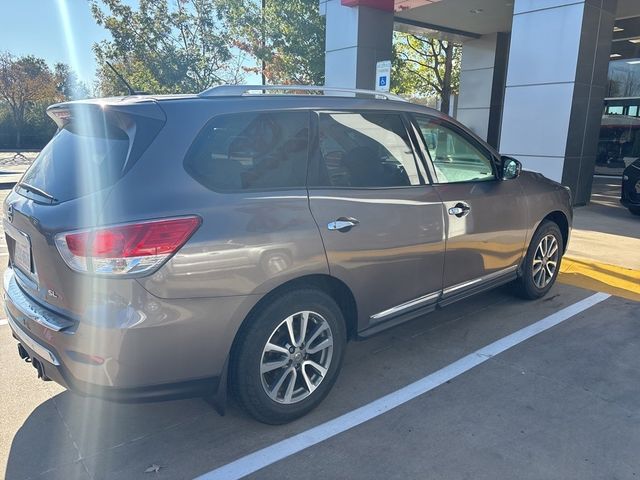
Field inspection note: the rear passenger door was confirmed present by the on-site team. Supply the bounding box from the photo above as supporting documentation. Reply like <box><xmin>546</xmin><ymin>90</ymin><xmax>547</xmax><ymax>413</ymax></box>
<box><xmin>167</xmin><ymin>110</ymin><xmax>330</xmax><ymax>299</ymax></box>
<box><xmin>308</xmin><ymin>110</ymin><xmax>445</xmax><ymax>333</ymax></box>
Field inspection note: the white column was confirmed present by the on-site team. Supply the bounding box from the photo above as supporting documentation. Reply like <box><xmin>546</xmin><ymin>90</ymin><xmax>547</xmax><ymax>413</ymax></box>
<box><xmin>499</xmin><ymin>0</ymin><xmax>616</xmax><ymax>204</ymax></box>
<box><xmin>321</xmin><ymin>0</ymin><xmax>394</xmax><ymax>89</ymax></box>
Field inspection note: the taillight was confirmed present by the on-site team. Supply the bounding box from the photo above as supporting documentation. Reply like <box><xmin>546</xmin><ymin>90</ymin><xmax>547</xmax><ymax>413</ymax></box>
<box><xmin>54</xmin><ymin>216</ymin><xmax>201</xmax><ymax>276</ymax></box>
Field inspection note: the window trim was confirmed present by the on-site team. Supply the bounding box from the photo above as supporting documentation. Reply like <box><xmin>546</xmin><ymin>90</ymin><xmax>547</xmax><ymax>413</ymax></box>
<box><xmin>409</xmin><ymin>113</ymin><xmax>500</xmax><ymax>185</ymax></box>
<box><xmin>307</xmin><ymin>109</ymin><xmax>429</xmax><ymax>190</ymax></box>
<box><xmin>402</xmin><ymin>112</ymin><xmax>437</xmax><ymax>185</ymax></box>
<box><xmin>182</xmin><ymin>109</ymin><xmax>313</xmax><ymax>194</ymax></box>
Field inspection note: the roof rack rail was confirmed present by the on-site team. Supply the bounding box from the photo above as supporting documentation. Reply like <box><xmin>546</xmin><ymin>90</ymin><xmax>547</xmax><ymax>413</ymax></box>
<box><xmin>198</xmin><ymin>84</ymin><xmax>407</xmax><ymax>102</ymax></box>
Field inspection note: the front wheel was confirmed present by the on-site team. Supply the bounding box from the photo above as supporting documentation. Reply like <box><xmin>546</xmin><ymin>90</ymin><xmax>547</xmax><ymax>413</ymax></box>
<box><xmin>230</xmin><ymin>289</ymin><xmax>346</xmax><ymax>424</ymax></box>
<box><xmin>514</xmin><ymin>220</ymin><xmax>564</xmax><ymax>299</ymax></box>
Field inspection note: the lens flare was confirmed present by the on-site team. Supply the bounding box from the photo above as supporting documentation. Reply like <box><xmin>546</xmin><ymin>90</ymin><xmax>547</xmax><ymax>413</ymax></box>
<box><xmin>54</xmin><ymin>0</ymin><xmax>118</xmax><ymax>458</ymax></box>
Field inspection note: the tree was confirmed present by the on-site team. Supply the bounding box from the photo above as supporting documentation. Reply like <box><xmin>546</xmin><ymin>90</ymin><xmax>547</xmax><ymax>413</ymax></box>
<box><xmin>392</xmin><ymin>33</ymin><xmax>461</xmax><ymax>113</ymax></box>
<box><xmin>91</xmin><ymin>0</ymin><xmax>247</xmax><ymax>95</ymax></box>
<box><xmin>0</xmin><ymin>53</ymin><xmax>59</xmax><ymax>148</ymax></box>
<box><xmin>54</xmin><ymin>63</ymin><xmax>90</xmax><ymax>100</ymax></box>
<box><xmin>227</xmin><ymin>0</ymin><xmax>325</xmax><ymax>85</ymax></box>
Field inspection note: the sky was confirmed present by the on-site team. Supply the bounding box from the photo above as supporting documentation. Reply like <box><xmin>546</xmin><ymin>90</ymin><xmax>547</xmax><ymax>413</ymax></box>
<box><xmin>0</xmin><ymin>0</ymin><xmax>260</xmax><ymax>91</ymax></box>
<box><xmin>0</xmin><ymin>0</ymin><xmax>110</xmax><ymax>88</ymax></box>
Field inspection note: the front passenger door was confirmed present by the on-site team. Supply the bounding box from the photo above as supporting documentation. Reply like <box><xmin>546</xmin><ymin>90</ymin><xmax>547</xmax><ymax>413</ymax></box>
<box><xmin>412</xmin><ymin>114</ymin><xmax>528</xmax><ymax>296</ymax></box>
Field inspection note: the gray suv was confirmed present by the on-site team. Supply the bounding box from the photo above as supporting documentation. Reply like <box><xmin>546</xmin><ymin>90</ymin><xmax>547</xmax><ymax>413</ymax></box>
<box><xmin>3</xmin><ymin>85</ymin><xmax>572</xmax><ymax>424</ymax></box>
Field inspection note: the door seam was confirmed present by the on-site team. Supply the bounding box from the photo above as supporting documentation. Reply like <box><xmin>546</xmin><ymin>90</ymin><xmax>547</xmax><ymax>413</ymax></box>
<box><xmin>306</xmin><ymin>187</ymin><xmax>332</xmax><ymax>276</ymax></box>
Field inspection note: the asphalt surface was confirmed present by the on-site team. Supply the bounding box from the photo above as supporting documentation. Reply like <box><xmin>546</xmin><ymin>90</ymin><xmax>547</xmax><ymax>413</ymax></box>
<box><xmin>1</xmin><ymin>179</ymin><xmax>639</xmax><ymax>480</ymax></box>
<box><xmin>556</xmin><ymin>177</ymin><xmax>640</xmax><ymax>302</ymax></box>
<box><xmin>568</xmin><ymin>177</ymin><xmax>640</xmax><ymax>270</ymax></box>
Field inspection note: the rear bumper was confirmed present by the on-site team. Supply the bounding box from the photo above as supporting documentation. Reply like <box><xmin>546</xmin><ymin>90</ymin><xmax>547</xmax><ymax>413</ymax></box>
<box><xmin>7</xmin><ymin>313</ymin><xmax>219</xmax><ymax>401</ymax></box>
<box><xmin>3</xmin><ymin>267</ymin><xmax>254</xmax><ymax>402</ymax></box>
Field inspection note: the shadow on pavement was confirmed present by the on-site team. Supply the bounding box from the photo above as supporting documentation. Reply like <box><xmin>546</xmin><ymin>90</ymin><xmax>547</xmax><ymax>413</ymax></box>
<box><xmin>571</xmin><ymin>177</ymin><xmax>640</xmax><ymax>238</ymax></box>
<box><xmin>5</xmin><ymin>391</ymin><xmax>250</xmax><ymax>480</ymax></box>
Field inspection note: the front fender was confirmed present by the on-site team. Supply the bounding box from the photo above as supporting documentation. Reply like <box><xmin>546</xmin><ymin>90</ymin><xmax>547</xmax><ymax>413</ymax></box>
<box><xmin>519</xmin><ymin>171</ymin><xmax>573</xmax><ymax>251</ymax></box>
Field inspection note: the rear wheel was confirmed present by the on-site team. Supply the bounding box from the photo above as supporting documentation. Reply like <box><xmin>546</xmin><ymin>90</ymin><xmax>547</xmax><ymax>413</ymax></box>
<box><xmin>629</xmin><ymin>207</ymin><xmax>640</xmax><ymax>216</ymax></box>
<box><xmin>514</xmin><ymin>220</ymin><xmax>564</xmax><ymax>299</ymax></box>
<box><xmin>231</xmin><ymin>289</ymin><xmax>346</xmax><ymax>424</ymax></box>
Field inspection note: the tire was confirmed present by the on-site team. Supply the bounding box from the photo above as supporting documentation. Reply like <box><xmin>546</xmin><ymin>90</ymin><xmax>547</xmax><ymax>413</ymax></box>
<box><xmin>629</xmin><ymin>207</ymin><xmax>640</xmax><ymax>216</ymax></box>
<box><xmin>514</xmin><ymin>220</ymin><xmax>564</xmax><ymax>300</ymax></box>
<box><xmin>230</xmin><ymin>288</ymin><xmax>347</xmax><ymax>424</ymax></box>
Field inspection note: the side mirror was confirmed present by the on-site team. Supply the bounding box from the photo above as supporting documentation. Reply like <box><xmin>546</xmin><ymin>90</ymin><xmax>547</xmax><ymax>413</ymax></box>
<box><xmin>501</xmin><ymin>156</ymin><xmax>522</xmax><ymax>180</ymax></box>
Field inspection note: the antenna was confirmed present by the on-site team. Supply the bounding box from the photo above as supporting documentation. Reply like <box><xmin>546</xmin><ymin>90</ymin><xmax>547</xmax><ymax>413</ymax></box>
<box><xmin>105</xmin><ymin>61</ymin><xmax>144</xmax><ymax>96</ymax></box>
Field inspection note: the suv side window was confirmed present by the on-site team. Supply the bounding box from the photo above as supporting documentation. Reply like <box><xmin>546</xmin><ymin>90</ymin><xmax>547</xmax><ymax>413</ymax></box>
<box><xmin>312</xmin><ymin>112</ymin><xmax>423</xmax><ymax>188</ymax></box>
<box><xmin>414</xmin><ymin>115</ymin><xmax>496</xmax><ymax>183</ymax></box>
<box><xmin>184</xmin><ymin>111</ymin><xmax>309</xmax><ymax>191</ymax></box>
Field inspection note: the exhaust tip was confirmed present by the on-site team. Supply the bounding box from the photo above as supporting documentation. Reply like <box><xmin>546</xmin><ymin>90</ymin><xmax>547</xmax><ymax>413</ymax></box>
<box><xmin>31</xmin><ymin>358</ymin><xmax>51</xmax><ymax>381</ymax></box>
<box><xmin>17</xmin><ymin>343</ymin><xmax>30</xmax><ymax>361</ymax></box>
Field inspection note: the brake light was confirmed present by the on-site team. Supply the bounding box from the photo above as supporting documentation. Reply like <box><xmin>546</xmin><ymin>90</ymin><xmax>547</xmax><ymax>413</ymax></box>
<box><xmin>54</xmin><ymin>216</ymin><xmax>201</xmax><ymax>276</ymax></box>
<box><xmin>47</xmin><ymin>108</ymin><xmax>73</xmax><ymax>127</ymax></box>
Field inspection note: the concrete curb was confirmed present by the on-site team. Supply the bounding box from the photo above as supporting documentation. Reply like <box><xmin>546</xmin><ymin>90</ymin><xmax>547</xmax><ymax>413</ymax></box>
<box><xmin>559</xmin><ymin>256</ymin><xmax>640</xmax><ymax>302</ymax></box>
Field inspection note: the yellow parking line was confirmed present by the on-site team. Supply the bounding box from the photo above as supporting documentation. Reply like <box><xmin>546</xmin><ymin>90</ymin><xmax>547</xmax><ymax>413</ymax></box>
<box><xmin>559</xmin><ymin>257</ymin><xmax>640</xmax><ymax>302</ymax></box>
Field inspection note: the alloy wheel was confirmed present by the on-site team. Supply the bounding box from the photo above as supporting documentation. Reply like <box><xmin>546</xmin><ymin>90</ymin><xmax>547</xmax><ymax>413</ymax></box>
<box><xmin>260</xmin><ymin>311</ymin><xmax>334</xmax><ymax>404</ymax></box>
<box><xmin>532</xmin><ymin>234</ymin><xmax>559</xmax><ymax>288</ymax></box>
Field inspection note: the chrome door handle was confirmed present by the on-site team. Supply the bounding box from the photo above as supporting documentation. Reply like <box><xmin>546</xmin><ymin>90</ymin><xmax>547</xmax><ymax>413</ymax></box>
<box><xmin>327</xmin><ymin>217</ymin><xmax>359</xmax><ymax>232</ymax></box>
<box><xmin>448</xmin><ymin>202</ymin><xmax>471</xmax><ymax>218</ymax></box>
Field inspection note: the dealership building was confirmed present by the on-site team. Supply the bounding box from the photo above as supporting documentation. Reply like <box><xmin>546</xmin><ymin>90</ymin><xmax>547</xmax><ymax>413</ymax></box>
<box><xmin>320</xmin><ymin>0</ymin><xmax>640</xmax><ymax>204</ymax></box>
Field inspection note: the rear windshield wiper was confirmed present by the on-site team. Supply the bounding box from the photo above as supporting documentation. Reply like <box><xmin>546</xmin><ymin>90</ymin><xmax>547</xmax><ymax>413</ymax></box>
<box><xmin>17</xmin><ymin>182</ymin><xmax>58</xmax><ymax>203</ymax></box>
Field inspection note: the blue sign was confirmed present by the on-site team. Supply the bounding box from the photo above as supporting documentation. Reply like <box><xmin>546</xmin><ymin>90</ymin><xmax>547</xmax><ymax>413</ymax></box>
<box><xmin>375</xmin><ymin>60</ymin><xmax>391</xmax><ymax>92</ymax></box>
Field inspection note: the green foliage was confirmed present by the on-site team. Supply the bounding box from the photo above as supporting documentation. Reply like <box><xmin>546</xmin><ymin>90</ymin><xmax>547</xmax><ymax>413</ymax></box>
<box><xmin>91</xmin><ymin>0</ymin><xmax>325</xmax><ymax>95</ymax></box>
<box><xmin>91</xmin><ymin>0</ymin><xmax>246</xmax><ymax>95</ymax></box>
<box><xmin>392</xmin><ymin>32</ymin><xmax>461</xmax><ymax>102</ymax></box>
<box><xmin>54</xmin><ymin>63</ymin><xmax>90</xmax><ymax>100</ymax></box>
<box><xmin>227</xmin><ymin>0</ymin><xmax>325</xmax><ymax>85</ymax></box>
<box><xmin>0</xmin><ymin>53</ymin><xmax>86</xmax><ymax>149</ymax></box>
<box><xmin>0</xmin><ymin>52</ymin><xmax>83</xmax><ymax>148</ymax></box>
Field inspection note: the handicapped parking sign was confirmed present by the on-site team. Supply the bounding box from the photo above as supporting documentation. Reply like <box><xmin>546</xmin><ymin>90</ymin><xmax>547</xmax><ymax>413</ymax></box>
<box><xmin>375</xmin><ymin>60</ymin><xmax>391</xmax><ymax>92</ymax></box>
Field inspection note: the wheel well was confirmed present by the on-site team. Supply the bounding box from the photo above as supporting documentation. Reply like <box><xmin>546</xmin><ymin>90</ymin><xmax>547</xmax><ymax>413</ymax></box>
<box><xmin>223</xmin><ymin>274</ymin><xmax>357</xmax><ymax>411</ymax></box>
<box><xmin>234</xmin><ymin>274</ymin><xmax>359</xmax><ymax>345</ymax></box>
<box><xmin>542</xmin><ymin>211</ymin><xmax>569</xmax><ymax>252</ymax></box>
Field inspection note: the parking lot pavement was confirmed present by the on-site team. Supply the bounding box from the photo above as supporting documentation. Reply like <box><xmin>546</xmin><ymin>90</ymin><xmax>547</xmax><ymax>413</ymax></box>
<box><xmin>567</xmin><ymin>176</ymin><xmax>640</xmax><ymax>270</ymax></box>
<box><xmin>248</xmin><ymin>294</ymin><xmax>639</xmax><ymax>480</ymax></box>
<box><xmin>2</xmin><ymin>281</ymin><xmax>638</xmax><ymax>480</ymax></box>
<box><xmin>0</xmin><ymin>154</ymin><xmax>30</xmax><ymax>188</ymax></box>
<box><xmin>559</xmin><ymin>176</ymin><xmax>640</xmax><ymax>301</ymax></box>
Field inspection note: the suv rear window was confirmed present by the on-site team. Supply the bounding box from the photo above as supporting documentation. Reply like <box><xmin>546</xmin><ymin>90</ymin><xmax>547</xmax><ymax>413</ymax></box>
<box><xmin>184</xmin><ymin>111</ymin><xmax>309</xmax><ymax>191</ymax></box>
<box><xmin>19</xmin><ymin>125</ymin><xmax>130</xmax><ymax>202</ymax></box>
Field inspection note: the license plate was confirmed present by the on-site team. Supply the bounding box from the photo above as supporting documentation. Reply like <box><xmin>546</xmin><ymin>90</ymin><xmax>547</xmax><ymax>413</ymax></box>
<box><xmin>4</xmin><ymin>222</ymin><xmax>32</xmax><ymax>274</ymax></box>
<box><xmin>14</xmin><ymin>235</ymin><xmax>31</xmax><ymax>273</ymax></box>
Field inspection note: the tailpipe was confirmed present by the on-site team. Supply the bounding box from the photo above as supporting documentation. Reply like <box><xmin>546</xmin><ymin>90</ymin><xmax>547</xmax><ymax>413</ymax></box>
<box><xmin>17</xmin><ymin>343</ymin><xmax>30</xmax><ymax>361</ymax></box>
<box><xmin>31</xmin><ymin>357</ymin><xmax>51</xmax><ymax>381</ymax></box>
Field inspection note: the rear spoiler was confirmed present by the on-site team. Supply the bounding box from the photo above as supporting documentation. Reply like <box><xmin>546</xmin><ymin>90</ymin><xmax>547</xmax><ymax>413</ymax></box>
<box><xmin>46</xmin><ymin>100</ymin><xmax>166</xmax><ymax>129</ymax></box>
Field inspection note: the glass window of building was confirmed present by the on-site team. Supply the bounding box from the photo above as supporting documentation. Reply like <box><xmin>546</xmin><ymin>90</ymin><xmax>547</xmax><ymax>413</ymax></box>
<box><xmin>597</xmin><ymin>15</ymin><xmax>640</xmax><ymax>176</ymax></box>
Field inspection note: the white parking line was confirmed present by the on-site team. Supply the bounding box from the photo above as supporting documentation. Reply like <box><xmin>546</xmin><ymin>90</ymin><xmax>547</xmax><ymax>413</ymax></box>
<box><xmin>195</xmin><ymin>292</ymin><xmax>611</xmax><ymax>480</ymax></box>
